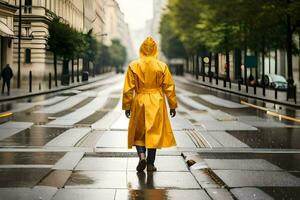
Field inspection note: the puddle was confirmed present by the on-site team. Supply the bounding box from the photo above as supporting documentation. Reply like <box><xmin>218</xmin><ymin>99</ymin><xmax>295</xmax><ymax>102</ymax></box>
<box><xmin>54</xmin><ymin>97</ymin><xmax>95</xmax><ymax>117</ymax></box>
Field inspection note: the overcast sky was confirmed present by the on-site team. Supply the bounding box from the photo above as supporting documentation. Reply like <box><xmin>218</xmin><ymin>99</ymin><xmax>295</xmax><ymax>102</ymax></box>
<box><xmin>116</xmin><ymin>0</ymin><xmax>153</xmax><ymax>31</ymax></box>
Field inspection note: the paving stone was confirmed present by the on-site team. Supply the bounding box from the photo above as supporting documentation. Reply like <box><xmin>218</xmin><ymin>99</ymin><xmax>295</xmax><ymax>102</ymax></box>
<box><xmin>75</xmin><ymin>157</ymin><xmax>127</xmax><ymax>171</ymax></box>
<box><xmin>95</xmin><ymin>131</ymin><xmax>127</xmax><ymax>148</ymax></box>
<box><xmin>115</xmin><ymin>189</ymin><xmax>211</xmax><ymax>200</ymax></box>
<box><xmin>238</xmin><ymin>116</ymin><xmax>287</xmax><ymax>128</ymax></box>
<box><xmin>213</xmin><ymin>170</ymin><xmax>300</xmax><ymax>187</ymax></box>
<box><xmin>39</xmin><ymin>170</ymin><xmax>72</xmax><ymax>188</ymax></box>
<box><xmin>0</xmin><ymin>127</ymin><xmax>67</xmax><ymax>146</ymax></box>
<box><xmin>127</xmin><ymin>156</ymin><xmax>188</xmax><ymax>172</ymax></box>
<box><xmin>208</xmin><ymin>110</ymin><xmax>237</xmax><ymax>121</ymax></box>
<box><xmin>204</xmin><ymin>159</ymin><xmax>282</xmax><ymax>171</ymax></box>
<box><xmin>0</xmin><ymin>186</ymin><xmax>57</xmax><ymax>200</ymax></box>
<box><xmin>0</xmin><ymin>122</ymin><xmax>33</xmax><ymax>141</ymax></box>
<box><xmin>174</xmin><ymin>131</ymin><xmax>196</xmax><ymax>148</ymax></box>
<box><xmin>230</xmin><ymin>187</ymin><xmax>274</xmax><ymax>200</ymax></box>
<box><xmin>48</xmin><ymin>93</ymin><xmax>110</xmax><ymax>126</ymax></box>
<box><xmin>199</xmin><ymin>95</ymin><xmax>247</xmax><ymax>108</ymax></box>
<box><xmin>191</xmin><ymin>170</ymin><xmax>219</xmax><ymax>188</ymax></box>
<box><xmin>0</xmin><ymin>168</ymin><xmax>51</xmax><ymax>187</ymax></box>
<box><xmin>0</xmin><ymin>152</ymin><xmax>65</xmax><ymax>165</ymax></box>
<box><xmin>171</xmin><ymin>116</ymin><xmax>195</xmax><ymax>130</ymax></box>
<box><xmin>34</xmin><ymin>94</ymin><xmax>89</xmax><ymax>114</ymax></box>
<box><xmin>91</xmin><ymin>111</ymin><xmax>122</xmax><ymax>130</ymax></box>
<box><xmin>190</xmin><ymin>113</ymin><xmax>217</xmax><ymax>122</ymax></box>
<box><xmin>198</xmin><ymin>131</ymin><xmax>223</xmax><ymax>148</ymax></box>
<box><xmin>206</xmin><ymin>188</ymin><xmax>234</xmax><ymax>200</ymax></box>
<box><xmin>208</xmin><ymin>131</ymin><xmax>249</xmax><ymax>148</ymax></box>
<box><xmin>53</xmin><ymin>152</ymin><xmax>84</xmax><ymax>170</ymax></box>
<box><xmin>196</xmin><ymin>121</ymin><xmax>257</xmax><ymax>131</ymax></box>
<box><xmin>45</xmin><ymin>128</ymin><xmax>91</xmax><ymax>147</ymax></box>
<box><xmin>65</xmin><ymin>171</ymin><xmax>127</xmax><ymax>188</ymax></box>
<box><xmin>127</xmin><ymin>171</ymin><xmax>200</xmax><ymax>189</ymax></box>
<box><xmin>52</xmin><ymin>189</ymin><xmax>115</xmax><ymax>200</ymax></box>
<box><xmin>110</xmin><ymin>114</ymin><xmax>129</xmax><ymax>130</ymax></box>
<box><xmin>177</xmin><ymin>95</ymin><xmax>209</xmax><ymax>111</ymax></box>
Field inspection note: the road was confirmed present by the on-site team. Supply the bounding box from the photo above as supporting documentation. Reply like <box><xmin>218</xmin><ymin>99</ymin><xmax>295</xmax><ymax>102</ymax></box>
<box><xmin>0</xmin><ymin>73</ymin><xmax>300</xmax><ymax>200</ymax></box>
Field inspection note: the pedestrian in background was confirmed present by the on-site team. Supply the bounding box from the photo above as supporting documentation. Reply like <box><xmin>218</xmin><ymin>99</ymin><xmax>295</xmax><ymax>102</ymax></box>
<box><xmin>1</xmin><ymin>64</ymin><xmax>13</xmax><ymax>95</ymax></box>
<box><xmin>122</xmin><ymin>36</ymin><xmax>177</xmax><ymax>172</ymax></box>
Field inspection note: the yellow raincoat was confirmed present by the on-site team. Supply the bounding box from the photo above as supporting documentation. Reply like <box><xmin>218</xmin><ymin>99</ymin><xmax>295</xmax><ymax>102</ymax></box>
<box><xmin>122</xmin><ymin>36</ymin><xmax>178</xmax><ymax>149</ymax></box>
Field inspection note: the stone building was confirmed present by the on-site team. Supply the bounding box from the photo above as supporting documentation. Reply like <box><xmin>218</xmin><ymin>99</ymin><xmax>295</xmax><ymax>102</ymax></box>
<box><xmin>0</xmin><ymin>1</ymin><xmax>17</xmax><ymax>73</ymax></box>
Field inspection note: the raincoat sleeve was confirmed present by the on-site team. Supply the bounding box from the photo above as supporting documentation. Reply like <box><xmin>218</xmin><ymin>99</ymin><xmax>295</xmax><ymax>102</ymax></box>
<box><xmin>122</xmin><ymin>67</ymin><xmax>135</xmax><ymax>110</ymax></box>
<box><xmin>163</xmin><ymin>65</ymin><xmax>178</xmax><ymax>109</ymax></box>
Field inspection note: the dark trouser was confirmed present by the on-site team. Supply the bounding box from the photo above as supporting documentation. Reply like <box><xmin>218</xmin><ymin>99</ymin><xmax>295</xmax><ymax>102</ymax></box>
<box><xmin>136</xmin><ymin>146</ymin><xmax>156</xmax><ymax>165</ymax></box>
<box><xmin>2</xmin><ymin>80</ymin><xmax>10</xmax><ymax>95</ymax></box>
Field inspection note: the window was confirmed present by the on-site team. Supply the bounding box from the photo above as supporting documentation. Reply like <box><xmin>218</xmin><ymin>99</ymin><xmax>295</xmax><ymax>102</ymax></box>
<box><xmin>25</xmin><ymin>48</ymin><xmax>31</xmax><ymax>63</ymax></box>
<box><xmin>24</xmin><ymin>0</ymin><xmax>32</xmax><ymax>13</ymax></box>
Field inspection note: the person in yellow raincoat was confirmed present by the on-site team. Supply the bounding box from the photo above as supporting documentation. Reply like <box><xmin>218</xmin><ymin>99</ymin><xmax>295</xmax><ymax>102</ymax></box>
<box><xmin>122</xmin><ymin>36</ymin><xmax>177</xmax><ymax>172</ymax></box>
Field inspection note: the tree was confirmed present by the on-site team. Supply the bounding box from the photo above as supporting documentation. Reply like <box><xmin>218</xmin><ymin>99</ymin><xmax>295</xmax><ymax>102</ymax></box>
<box><xmin>95</xmin><ymin>43</ymin><xmax>111</xmax><ymax>74</ymax></box>
<box><xmin>48</xmin><ymin>17</ymin><xmax>81</xmax><ymax>85</ymax></box>
<box><xmin>109</xmin><ymin>39</ymin><xmax>127</xmax><ymax>72</ymax></box>
<box><xmin>160</xmin><ymin>12</ymin><xmax>186</xmax><ymax>59</ymax></box>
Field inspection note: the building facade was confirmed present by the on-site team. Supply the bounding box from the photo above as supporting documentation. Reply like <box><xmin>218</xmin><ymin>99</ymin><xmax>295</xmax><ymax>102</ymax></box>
<box><xmin>103</xmin><ymin>0</ymin><xmax>134</xmax><ymax>60</ymax></box>
<box><xmin>0</xmin><ymin>1</ymin><xmax>17</xmax><ymax>73</ymax></box>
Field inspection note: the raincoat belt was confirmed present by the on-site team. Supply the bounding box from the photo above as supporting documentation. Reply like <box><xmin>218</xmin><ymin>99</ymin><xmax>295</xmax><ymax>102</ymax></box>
<box><xmin>136</xmin><ymin>88</ymin><xmax>162</xmax><ymax>94</ymax></box>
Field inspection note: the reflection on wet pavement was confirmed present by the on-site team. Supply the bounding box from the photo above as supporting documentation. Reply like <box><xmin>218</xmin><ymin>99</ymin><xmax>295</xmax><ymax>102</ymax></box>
<box><xmin>0</xmin><ymin>168</ymin><xmax>51</xmax><ymax>187</ymax></box>
<box><xmin>197</xmin><ymin>152</ymin><xmax>300</xmax><ymax>173</ymax></box>
<box><xmin>0</xmin><ymin>127</ymin><xmax>67</xmax><ymax>146</ymax></box>
<box><xmin>0</xmin><ymin>152</ymin><xmax>65</xmax><ymax>165</ymax></box>
<box><xmin>228</xmin><ymin>127</ymin><xmax>300</xmax><ymax>149</ymax></box>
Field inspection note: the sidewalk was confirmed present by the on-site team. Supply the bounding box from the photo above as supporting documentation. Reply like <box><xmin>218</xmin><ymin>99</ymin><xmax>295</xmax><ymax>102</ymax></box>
<box><xmin>0</xmin><ymin>72</ymin><xmax>115</xmax><ymax>102</ymax></box>
<box><xmin>178</xmin><ymin>73</ymin><xmax>300</xmax><ymax>108</ymax></box>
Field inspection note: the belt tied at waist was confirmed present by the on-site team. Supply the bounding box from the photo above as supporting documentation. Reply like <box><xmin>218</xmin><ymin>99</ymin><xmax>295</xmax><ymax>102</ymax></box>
<box><xmin>136</xmin><ymin>88</ymin><xmax>162</xmax><ymax>94</ymax></box>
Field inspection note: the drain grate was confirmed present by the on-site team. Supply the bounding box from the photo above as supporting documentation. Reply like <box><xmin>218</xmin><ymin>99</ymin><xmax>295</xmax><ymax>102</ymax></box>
<box><xmin>185</xmin><ymin>129</ymin><xmax>210</xmax><ymax>148</ymax></box>
<box><xmin>204</xmin><ymin>168</ymin><xmax>226</xmax><ymax>187</ymax></box>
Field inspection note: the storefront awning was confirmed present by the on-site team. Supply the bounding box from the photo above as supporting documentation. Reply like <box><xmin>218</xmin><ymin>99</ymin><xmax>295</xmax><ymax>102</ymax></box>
<box><xmin>0</xmin><ymin>21</ymin><xmax>14</xmax><ymax>37</ymax></box>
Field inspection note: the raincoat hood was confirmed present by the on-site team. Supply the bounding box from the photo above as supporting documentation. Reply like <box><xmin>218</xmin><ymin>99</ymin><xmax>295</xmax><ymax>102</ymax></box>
<box><xmin>139</xmin><ymin>36</ymin><xmax>158</xmax><ymax>58</ymax></box>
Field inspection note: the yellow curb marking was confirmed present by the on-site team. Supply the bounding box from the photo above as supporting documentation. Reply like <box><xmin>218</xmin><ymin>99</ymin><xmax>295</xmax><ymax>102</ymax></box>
<box><xmin>241</xmin><ymin>100</ymin><xmax>300</xmax><ymax>124</ymax></box>
<box><xmin>0</xmin><ymin>112</ymin><xmax>13</xmax><ymax>118</ymax></box>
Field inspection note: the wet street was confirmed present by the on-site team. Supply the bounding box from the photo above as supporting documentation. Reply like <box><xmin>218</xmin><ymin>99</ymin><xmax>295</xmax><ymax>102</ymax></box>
<box><xmin>0</xmin><ymin>74</ymin><xmax>300</xmax><ymax>200</ymax></box>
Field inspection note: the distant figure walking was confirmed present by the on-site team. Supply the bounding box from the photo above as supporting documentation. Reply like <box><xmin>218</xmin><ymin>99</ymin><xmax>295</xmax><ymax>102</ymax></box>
<box><xmin>122</xmin><ymin>36</ymin><xmax>178</xmax><ymax>172</ymax></box>
<box><xmin>1</xmin><ymin>64</ymin><xmax>13</xmax><ymax>95</ymax></box>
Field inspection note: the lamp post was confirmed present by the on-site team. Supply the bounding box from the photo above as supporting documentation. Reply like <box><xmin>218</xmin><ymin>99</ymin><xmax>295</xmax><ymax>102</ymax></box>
<box><xmin>17</xmin><ymin>0</ymin><xmax>22</xmax><ymax>88</ymax></box>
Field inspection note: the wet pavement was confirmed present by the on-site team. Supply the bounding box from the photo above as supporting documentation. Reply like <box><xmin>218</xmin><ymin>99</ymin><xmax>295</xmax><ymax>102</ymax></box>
<box><xmin>0</xmin><ymin>74</ymin><xmax>300</xmax><ymax>199</ymax></box>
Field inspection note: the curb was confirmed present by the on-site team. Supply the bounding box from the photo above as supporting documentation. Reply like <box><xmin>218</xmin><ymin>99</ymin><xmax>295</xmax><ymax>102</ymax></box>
<box><xmin>177</xmin><ymin>76</ymin><xmax>300</xmax><ymax>109</ymax></box>
<box><xmin>0</xmin><ymin>72</ymin><xmax>114</xmax><ymax>103</ymax></box>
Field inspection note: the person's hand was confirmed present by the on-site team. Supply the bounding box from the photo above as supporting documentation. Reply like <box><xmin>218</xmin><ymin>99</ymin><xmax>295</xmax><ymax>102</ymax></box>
<box><xmin>170</xmin><ymin>109</ymin><xmax>176</xmax><ymax>118</ymax></box>
<box><xmin>125</xmin><ymin>110</ymin><xmax>130</xmax><ymax>118</ymax></box>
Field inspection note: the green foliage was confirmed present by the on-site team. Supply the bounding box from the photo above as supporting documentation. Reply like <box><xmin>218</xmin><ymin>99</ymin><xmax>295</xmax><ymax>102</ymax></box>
<box><xmin>163</xmin><ymin>0</ymin><xmax>300</xmax><ymax>54</ymax></box>
<box><xmin>48</xmin><ymin>18</ymin><xmax>127</xmax><ymax>75</ymax></box>
<box><xmin>160</xmin><ymin>12</ymin><xmax>187</xmax><ymax>59</ymax></box>
<box><xmin>109</xmin><ymin>39</ymin><xmax>127</xmax><ymax>68</ymax></box>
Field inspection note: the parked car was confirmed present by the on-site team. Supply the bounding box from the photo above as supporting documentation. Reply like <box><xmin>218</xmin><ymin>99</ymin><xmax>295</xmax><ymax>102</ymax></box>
<box><xmin>261</xmin><ymin>74</ymin><xmax>288</xmax><ymax>90</ymax></box>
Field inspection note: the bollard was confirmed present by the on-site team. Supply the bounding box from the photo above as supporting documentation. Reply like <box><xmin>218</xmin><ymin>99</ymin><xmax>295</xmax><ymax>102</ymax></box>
<box><xmin>209</xmin><ymin>75</ymin><xmax>212</xmax><ymax>83</ymax></box>
<box><xmin>229</xmin><ymin>80</ymin><xmax>231</xmax><ymax>89</ymax></box>
<box><xmin>29</xmin><ymin>71</ymin><xmax>32</xmax><ymax>93</ymax></box>
<box><xmin>216</xmin><ymin>76</ymin><xmax>218</xmax><ymax>85</ymax></box>
<box><xmin>223</xmin><ymin>79</ymin><xmax>226</xmax><ymax>88</ymax></box>
<box><xmin>246</xmin><ymin>84</ymin><xmax>248</xmax><ymax>93</ymax></box>
<box><xmin>254</xmin><ymin>85</ymin><xmax>256</xmax><ymax>95</ymax></box>
<box><xmin>49</xmin><ymin>73</ymin><xmax>52</xmax><ymax>90</ymax></box>
<box><xmin>39</xmin><ymin>83</ymin><xmax>41</xmax><ymax>91</ymax></box>
<box><xmin>202</xmin><ymin>74</ymin><xmax>205</xmax><ymax>82</ymax></box>
<box><xmin>238</xmin><ymin>82</ymin><xmax>241</xmax><ymax>91</ymax></box>
<box><xmin>275</xmin><ymin>88</ymin><xmax>278</xmax><ymax>99</ymax></box>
